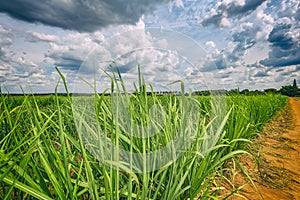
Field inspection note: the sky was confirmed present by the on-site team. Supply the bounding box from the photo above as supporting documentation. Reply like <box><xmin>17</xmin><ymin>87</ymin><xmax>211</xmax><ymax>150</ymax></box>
<box><xmin>0</xmin><ymin>0</ymin><xmax>299</xmax><ymax>93</ymax></box>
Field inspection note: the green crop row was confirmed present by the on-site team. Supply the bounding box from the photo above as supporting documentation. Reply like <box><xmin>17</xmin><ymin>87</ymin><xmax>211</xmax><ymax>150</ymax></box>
<box><xmin>0</xmin><ymin>71</ymin><xmax>287</xmax><ymax>199</ymax></box>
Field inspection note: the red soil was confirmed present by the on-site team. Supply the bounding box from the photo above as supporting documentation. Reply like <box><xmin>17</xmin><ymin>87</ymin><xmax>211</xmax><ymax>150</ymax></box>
<box><xmin>221</xmin><ymin>98</ymin><xmax>300</xmax><ymax>200</ymax></box>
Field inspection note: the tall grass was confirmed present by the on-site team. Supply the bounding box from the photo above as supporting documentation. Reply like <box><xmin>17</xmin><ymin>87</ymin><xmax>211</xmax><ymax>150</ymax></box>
<box><xmin>0</xmin><ymin>69</ymin><xmax>287</xmax><ymax>199</ymax></box>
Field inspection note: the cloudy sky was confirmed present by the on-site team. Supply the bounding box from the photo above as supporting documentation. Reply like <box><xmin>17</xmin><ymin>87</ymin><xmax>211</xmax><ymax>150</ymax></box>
<box><xmin>0</xmin><ymin>0</ymin><xmax>299</xmax><ymax>93</ymax></box>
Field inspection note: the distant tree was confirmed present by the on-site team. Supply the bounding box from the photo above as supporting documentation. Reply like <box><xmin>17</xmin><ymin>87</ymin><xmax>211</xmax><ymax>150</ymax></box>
<box><xmin>240</xmin><ymin>89</ymin><xmax>250</xmax><ymax>95</ymax></box>
<box><xmin>280</xmin><ymin>79</ymin><xmax>299</xmax><ymax>96</ymax></box>
<box><xmin>293</xmin><ymin>79</ymin><xmax>297</xmax><ymax>88</ymax></box>
<box><xmin>253</xmin><ymin>90</ymin><xmax>265</xmax><ymax>95</ymax></box>
<box><xmin>280</xmin><ymin>86</ymin><xmax>298</xmax><ymax>96</ymax></box>
<box><xmin>264</xmin><ymin>88</ymin><xmax>278</xmax><ymax>94</ymax></box>
<box><xmin>229</xmin><ymin>88</ymin><xmax>240</xmax><ymax>95</ymax></box>
<box><xmin>195</xmin><ymin>90</ymin><xmax>210</xmax><ymax>96</ymax></box>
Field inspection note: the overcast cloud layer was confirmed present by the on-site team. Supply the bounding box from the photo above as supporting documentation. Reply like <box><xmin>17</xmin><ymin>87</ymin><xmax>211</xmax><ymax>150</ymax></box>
<box><xmin>0</xmin><ymin>0</ymin><xmax>299</xmax><ymax>93</ymax></box>
<box><xmin>0</xmin><ymin>0</ymin><xmax>169</xmax><ymax>32</ymax></box>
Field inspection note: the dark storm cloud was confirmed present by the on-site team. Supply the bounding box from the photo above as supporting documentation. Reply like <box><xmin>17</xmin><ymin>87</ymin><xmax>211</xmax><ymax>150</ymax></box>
<box><xmin>199</xmin><ymin>55</ymin><xmax>228</xmax><ymax>72</ymax></box>
<box><xmin>275</xmin><ymin>68</ymin><xmax>284</xmax><ymax>72</ymax></box>
<box><xmin>260</xmin><ymin>23</ymin><xmax>300</xmax><ymax>67</ymax></box>
<box><xmin>0</xmin><ymin>49</ymin><xmax>4</xmax><ymax>58</ymax></box>
<box><xmin>254</xmin><ymin>71</ymin><xmax>268</xmax><ymax>77</ymax></box>
<box><xmin>223</xmin><ymin>0</ymin><xmax>266</xmax><ymax>16</ymax></box>
<box><xmin>247</xmin><ymin>62</ymin><xmax>265</xmax><ymax>69</ymax></box>
<box><xmin>268</xmin><ymin>24</ymin><xmax>294</xmax><ymax>50</ymax></box>
<box><xmin>228</xmin><ymin>28</ymin><xmax>257</xmax><ymax>62</ymax></box>
<box><xmin>202</xmin><ymin>0</ymin><xmax>266</xmax><ymax>27</ymax></box>
<box><xmin>232</xmin><ymin>28</ymin><xmax>257</xmax><ymax>49</ymax></box>
<box><xmin>296</xmin><ymin>6</ymin><xmax>300</xmax><ymax>21</ymax></box>
<box><xmin>216</xmin><ymin>73</ymin><xmax>230</xmax><ymax>79</ymax></box>
<box><xmin>0</xmin><ymin>0</ymin><xmax>169</xmax><ymax>32</ymax></box>
<box><xmin>107</xmin><ymin>64</ymin><xmax>132</xmax><ymax>73</ymax></box>
<box><xmin>53</xmin><ymin>57</ymin><xmax>83</xmax><ymax>71</ymax></box>
<box><xmin>201</xmin><ymin>13</ymin><xmax>223</xmax><ymax>27</ymax></box>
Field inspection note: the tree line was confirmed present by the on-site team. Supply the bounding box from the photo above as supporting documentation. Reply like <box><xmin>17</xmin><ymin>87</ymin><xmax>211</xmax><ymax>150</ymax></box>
<box><xmin>195</xmin><ymin>79</ymin><xmax>300</xmax><ymax>97</ymax></box>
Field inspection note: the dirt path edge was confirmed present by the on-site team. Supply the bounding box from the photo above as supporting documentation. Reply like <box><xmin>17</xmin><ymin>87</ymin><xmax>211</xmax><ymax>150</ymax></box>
<box><xmin>223</xmin><ymin>98</ymin><xmax>300</xmax><ymax>200</ymax></box>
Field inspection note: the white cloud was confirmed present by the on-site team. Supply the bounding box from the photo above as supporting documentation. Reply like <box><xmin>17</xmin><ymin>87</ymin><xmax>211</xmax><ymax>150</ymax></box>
<box><xmin>25</xmin><ymin>22</ymin><xmax>197</xmax><ymax>92</ymax></box>
<box><xmin>220</xmin><ymin>17</ymin><xmax>231</xmax><ymax>28</ymax></box>
<box><xmin>174</xmin><ymin>0</ymin><xmax>184</xmax><ymax>8</ymax></box>
<box><xmin>28</xmin><ymin>32</ymin><xmax>60</xmax><ymax>43</ymax></box>
<box><xmin>205</xmin><ymin>41</ymin><xmax>216</xmax><ymax>48</ymax></box>
<box><xmin>0</xmin><ymin>26</ymin><xmax>13</xmax><ymax>62</ymax></box>
<box><xmin>1</xmin><ymin>0</ymin><xmax>299</xmax><ymax>92</ymax></box>
<box><xmin>0</xmin><ymin>25</ymin><xmax>52</xmax><ymax>91</ymax></box>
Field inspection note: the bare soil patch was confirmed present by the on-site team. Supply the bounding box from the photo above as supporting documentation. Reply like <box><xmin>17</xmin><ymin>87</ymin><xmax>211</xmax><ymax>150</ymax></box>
<box><xmin>220</xmin><ymin>98</ymin><xmax>300</xmax><ymax>200</ymax></box>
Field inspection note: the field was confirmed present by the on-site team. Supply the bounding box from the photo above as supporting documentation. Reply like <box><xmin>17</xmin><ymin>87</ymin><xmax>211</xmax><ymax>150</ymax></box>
<box><xmin>0</xmin><ymin>74</ymin><xmax>288</xmax><ymax>199</ymax></box>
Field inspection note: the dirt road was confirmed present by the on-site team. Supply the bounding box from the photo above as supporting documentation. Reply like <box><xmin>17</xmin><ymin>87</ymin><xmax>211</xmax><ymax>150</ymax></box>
<box><xmin>239</xmin><ymin>98</ymin><xmax>300</xmax><ymax>199</ymax></box>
